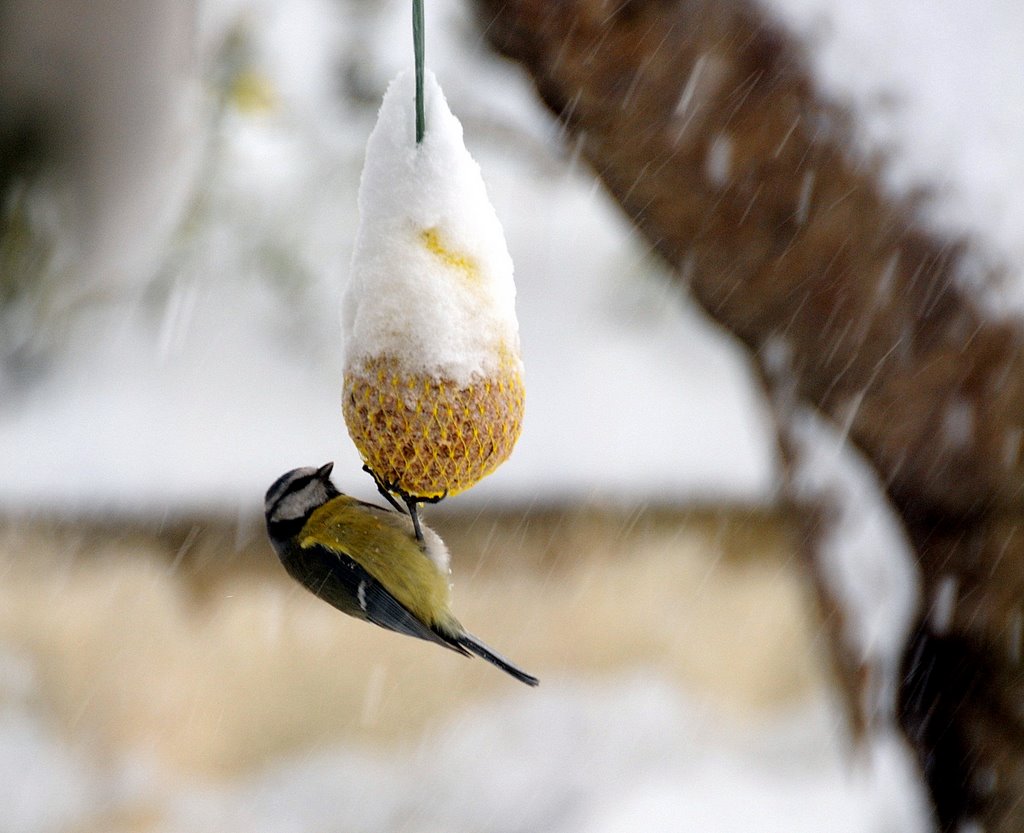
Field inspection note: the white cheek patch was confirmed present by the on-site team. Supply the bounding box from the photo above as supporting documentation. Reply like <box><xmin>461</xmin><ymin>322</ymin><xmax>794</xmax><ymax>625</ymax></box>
<box><xmin>269</xmin><ymin>478</ymin><xmax>329</xmax><ymax>522</ymax></box>
<box><xmin>265</xmin><ymin>468</ymin><xmax>314</xmax><ymax>514</ymax></box>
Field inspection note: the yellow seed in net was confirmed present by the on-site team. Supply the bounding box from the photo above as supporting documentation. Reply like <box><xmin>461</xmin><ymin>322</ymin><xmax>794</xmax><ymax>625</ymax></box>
<box><xmin>343</xmin><ymin>355</ymin><xmax>524</xmax><ymax>499</ymax></box>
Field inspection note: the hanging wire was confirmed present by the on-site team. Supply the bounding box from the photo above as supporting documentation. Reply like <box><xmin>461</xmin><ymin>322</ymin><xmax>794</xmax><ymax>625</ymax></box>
<box><xmin>413</xmin><ymin>0</ymin><xmax>425</xmax><ymax>143</ymax></box>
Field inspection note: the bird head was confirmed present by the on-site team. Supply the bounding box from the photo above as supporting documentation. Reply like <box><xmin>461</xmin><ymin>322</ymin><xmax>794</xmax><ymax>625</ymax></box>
<box><xmin>265</xmin><ymin>462</ymin><xmax>340</xmax><ymax>536</ymax></box>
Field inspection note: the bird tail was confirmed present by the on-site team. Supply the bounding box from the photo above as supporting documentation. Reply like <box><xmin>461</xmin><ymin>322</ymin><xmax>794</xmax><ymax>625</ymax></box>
<box><xmin>456</xmin><ymin>631</ymin><xmax>539</xmax><ymax>687</ymax></box>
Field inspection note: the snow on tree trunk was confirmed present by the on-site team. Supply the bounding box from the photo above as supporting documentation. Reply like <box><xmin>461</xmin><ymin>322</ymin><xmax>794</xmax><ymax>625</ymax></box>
<box><xmin>469</xmin><ymin>0</ymin><xmax>1024</xmax><ymax>830</ymax></box>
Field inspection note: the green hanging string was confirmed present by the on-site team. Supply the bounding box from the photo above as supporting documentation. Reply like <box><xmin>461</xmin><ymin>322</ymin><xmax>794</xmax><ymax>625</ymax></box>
<box><xmin>413</xmin><ymin>0</ymin><xmax>425</xmax><ymax>143</ymax></box>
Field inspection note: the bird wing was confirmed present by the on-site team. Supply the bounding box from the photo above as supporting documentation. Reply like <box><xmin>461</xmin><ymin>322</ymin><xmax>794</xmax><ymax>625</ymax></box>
<box><xmin>295</xmin><ymin>542</ymin><xmax>468</xmax><ymax>655</ymax></box>
<box><xmin>301</xmin><ymin>497</ymin><xmax>452</xmax><ymax>624</ymax></box>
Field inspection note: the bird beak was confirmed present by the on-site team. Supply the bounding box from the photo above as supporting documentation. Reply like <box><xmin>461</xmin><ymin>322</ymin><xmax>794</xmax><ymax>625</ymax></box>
<box><xmin>316</xmin><ymin>461</ymin><xmax>335</xmax><ymax>479</ymax></box>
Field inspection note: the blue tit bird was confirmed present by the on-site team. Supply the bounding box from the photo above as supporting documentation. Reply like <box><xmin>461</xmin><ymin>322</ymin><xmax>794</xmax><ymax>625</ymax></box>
<box><xmin>264</xmin><ymin>463</ymin><xmax>539</xmax><ymax>687</ymax></box>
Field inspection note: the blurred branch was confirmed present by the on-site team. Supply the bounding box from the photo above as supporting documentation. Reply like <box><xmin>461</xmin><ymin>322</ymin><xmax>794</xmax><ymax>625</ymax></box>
<box><xmin>468</xmin><ymin>0</ymin><xmax>1024</xmax><ymax>830</ymax></box>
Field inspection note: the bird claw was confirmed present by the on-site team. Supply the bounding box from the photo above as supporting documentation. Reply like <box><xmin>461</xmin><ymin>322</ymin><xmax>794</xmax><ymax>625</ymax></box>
<box><xmin>361</xmin><ymin>465</ymin><xmax>448</xmax><ymax>543</ymax></box>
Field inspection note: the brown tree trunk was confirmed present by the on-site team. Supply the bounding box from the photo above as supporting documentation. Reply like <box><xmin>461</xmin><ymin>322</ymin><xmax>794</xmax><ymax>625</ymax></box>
<box><xmin>469</xmin><ymin>0</ymin><xmax>1024</xmax><ymax>829</ymax></box>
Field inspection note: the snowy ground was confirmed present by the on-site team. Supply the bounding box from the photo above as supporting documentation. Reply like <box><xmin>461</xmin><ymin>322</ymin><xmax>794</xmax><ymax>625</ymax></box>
<box><xmin>0</xmin><ymin>501</ymin><xmax>931</xmax><ymax>833</ymax></box>
<box><xmin>1</xmin><ymin>670</ymin><xmax>929</xmax><ymax>833</ymax></box>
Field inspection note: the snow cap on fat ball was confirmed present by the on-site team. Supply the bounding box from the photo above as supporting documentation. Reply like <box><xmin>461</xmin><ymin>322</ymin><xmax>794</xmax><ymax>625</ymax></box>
<box><xmin>342</xmin><ymin>69</ymin><xmax>524</xmax><ymax>500</ymax></box>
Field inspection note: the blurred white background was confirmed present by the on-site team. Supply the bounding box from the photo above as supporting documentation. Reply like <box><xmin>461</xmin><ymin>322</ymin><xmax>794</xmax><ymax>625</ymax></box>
<box><xmin>2</xmin><ymin>0</ymin><xmax>1019</xmax><ymax>830</ymax></box>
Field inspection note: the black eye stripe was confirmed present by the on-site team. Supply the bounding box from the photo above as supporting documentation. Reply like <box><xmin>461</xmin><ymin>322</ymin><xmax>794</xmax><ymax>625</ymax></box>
<box><xmin>286</xmin><ymin>473</ymin><xmax>317</xmax><ymax>493</ymax></box>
